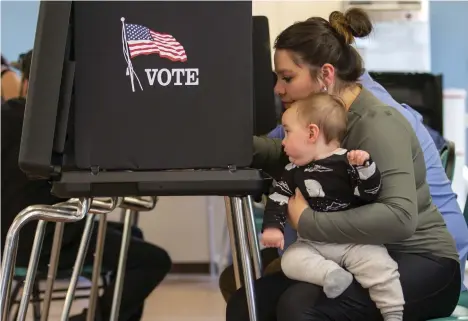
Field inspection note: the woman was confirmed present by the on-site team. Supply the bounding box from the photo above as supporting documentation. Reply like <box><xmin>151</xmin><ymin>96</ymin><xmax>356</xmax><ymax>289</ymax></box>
<box><xmin>226</xmin><ymin>8</ymin><xmax>460</xmax><ymax>321</ymax></box>
<box><xmin>1</xmin><ymin>55</ymin><xmax>21</xmax><ymax>102</ymax></box>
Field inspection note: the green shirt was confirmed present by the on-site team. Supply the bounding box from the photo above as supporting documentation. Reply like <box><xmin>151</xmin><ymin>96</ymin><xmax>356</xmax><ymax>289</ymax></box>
<box><xmin>253</xmin><ymin>88</ymin><xmax>458</xmax><ymax>262</ymax></box>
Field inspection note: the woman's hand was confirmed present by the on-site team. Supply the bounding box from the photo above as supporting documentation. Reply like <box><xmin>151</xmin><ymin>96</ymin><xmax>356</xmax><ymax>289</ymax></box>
<box><xmin>287</xmin><ymin>188</ymin><xmax>309</xmax><ymax>229</ymax></box>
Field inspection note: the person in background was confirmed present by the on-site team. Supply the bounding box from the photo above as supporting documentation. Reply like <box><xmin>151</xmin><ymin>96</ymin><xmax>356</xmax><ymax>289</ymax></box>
<box><xmin>427</xmin><ymin>125</ymin><xmax>448</xmax><ymax>151</ymax></box>
<box><xmin>1</xmin><ymin>50</ymin><xmax>172</xmax><ymax>321</ymax></box>
<box><xmin>1</xmin><ymin>55</ymin><xmax>21</xmax><ymax>103</ymax></box>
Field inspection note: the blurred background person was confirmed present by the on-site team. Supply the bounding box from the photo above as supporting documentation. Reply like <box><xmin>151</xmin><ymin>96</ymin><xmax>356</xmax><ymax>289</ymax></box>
<box><xmin>1</xmin><ymin>54</ymin><xmax>21</xmax><ymax>102</ymax></box>
<box><xmin>2</xmin><ymin>49</ymin><xmax>172</xmax><ymax>321</ymax></box>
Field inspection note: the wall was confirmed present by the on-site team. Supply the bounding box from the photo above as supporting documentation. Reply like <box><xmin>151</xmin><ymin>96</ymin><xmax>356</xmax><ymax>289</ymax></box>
<box><xmin>430</xmin><ymin>1</ymin><xmax>468</xmax><ymax>90</ymax></box>
<box><xmin>105</xmin><ymin>196</ymin><xmax>226</xmax><ymax>264</ymax></box>
<box><xmin>356</xmin><ymin>19</ymin><xmax>430</xmax><ymax>72</ymax></box>
<box><xmin>253</xmin><ymin>1</ymin><xmax>343</xmax><ymax>62</ymax></box>
<box><xmin>354</xmin><ymin>1</ymin><xmax>430</xmax><ymax>72</ymax></box>
<box><xmin>1</xmin><ymin>1</ymin><xmax>40</xmax><ymax>61</ymax></box>
<box><xmin>429</xmin><ymin>1</ymin><xmax>468</xmax><ymax>165</ymax></box>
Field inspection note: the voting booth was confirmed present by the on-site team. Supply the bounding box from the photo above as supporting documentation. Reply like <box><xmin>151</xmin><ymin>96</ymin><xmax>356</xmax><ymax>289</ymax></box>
<box><xmin>1</xmin><ymin>2</ymin><xmax>275</xmax><ymax>321</ymax></box>
<box><xmin>19</xmin><ymin>1</ymin><xmax>268</xmax><ymax>195</ymax></box>
<box><xmin>369</xmin><ymin>72</ymin><xmax>444</xmax><ymax>136</ymax></box>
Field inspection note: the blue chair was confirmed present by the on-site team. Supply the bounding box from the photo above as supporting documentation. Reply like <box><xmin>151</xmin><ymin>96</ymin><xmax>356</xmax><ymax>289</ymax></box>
<box><xmin>430</xmin><ymin>195</ymin><xmax>468</xmax><ymax>320</ymax></box>
<box><xmin>430</xmin><ymin>291</ymin><xmax>468</xmax><ymax>320</ymax></box>
<box><xmin>440</xmin><ymin>140</ymin><xmax>456</xmax><ymax>181</ymax></box>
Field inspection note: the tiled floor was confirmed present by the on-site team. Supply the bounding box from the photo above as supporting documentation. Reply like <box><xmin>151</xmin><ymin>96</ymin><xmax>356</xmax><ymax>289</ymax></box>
<box><xmin>12</xmin><ymin>274</ymin><xmax>225</xmax><ymax>321</ymax></box>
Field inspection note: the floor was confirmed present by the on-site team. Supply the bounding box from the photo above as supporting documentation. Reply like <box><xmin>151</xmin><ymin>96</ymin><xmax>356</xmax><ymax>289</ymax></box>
<box><xmin>13</xmin><ymin>274</ymin><xmax>225</xmax><ymax>321</ymax></box>
<box><xmin>14</xmin><ymin>269</ymin><xmax>468</xmax><ymax>320</ymax></box>
<box><xmin>144</xmin><ymin>275</ymin><xmax>225</xmax><ymax>321</ymax></box>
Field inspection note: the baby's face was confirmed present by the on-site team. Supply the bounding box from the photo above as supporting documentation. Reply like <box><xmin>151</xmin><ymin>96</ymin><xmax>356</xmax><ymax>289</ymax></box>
<box><xmin>281</xmin><ymin>107</ymin><xmax>314</xmax><ymax>166</ymax></box>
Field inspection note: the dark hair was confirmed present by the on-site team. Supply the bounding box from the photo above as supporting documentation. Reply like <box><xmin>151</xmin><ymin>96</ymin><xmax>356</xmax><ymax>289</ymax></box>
<box><xmin>19</xmin><ymin>50</ymin><xmax>33</xmax><ymax>80</ymax></box>
<box><xmin>274</xmin><ymin>8</ymin><xmax>373</xmax><ymax>86</ymax></box>
<box><xmin>1</xmin><ymin>55</ymin><xmax>8</xmax><ymax>67</ymax></box>
<box><xmin>295</xmin><ymin>93</ymin><xmax>348</xmax><ymax>144</ymax></box>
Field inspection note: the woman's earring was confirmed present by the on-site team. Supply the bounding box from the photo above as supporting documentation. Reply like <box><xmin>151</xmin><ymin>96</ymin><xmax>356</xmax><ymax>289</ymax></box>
<box><xmin>322</xmin><ymin>86</ymin><xmax>328</xmax><ymax>93</ymax></box>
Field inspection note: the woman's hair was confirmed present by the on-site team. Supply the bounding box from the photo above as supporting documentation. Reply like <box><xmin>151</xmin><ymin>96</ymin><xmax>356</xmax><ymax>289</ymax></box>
<box><xmin>1</xmin><ymin>55</ymin><xmax>8</xmax><ymax>67</ymax></box>
<box><xmin>19</xmin><ymin>50</ymin><xmax>33</xmax><ymax>80</ymax></box>
<box><xmin>274</xmin><ymin>8</ymin><xmax>373</xmax><ymax>86</ymax></box>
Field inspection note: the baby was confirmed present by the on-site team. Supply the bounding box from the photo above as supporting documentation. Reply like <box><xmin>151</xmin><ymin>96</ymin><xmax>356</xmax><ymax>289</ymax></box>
<box><xmin>262</xmin><ymin>93</ymin><xmax>404</xmax><ymax>321</ymax></box>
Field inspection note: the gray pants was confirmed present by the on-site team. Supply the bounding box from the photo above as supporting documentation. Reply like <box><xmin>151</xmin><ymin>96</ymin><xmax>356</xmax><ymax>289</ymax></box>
<box><xmin>281</xmin><ymin>238</ymin><xmax>404</xmax><ymax>318</ymax></box>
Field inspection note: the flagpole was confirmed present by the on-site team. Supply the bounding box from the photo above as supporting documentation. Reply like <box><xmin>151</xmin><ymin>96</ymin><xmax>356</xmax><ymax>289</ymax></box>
<box><xmin>121</xmin><ymin>17</ymin><xmax>135</xmax><ymax>92</ymax></box>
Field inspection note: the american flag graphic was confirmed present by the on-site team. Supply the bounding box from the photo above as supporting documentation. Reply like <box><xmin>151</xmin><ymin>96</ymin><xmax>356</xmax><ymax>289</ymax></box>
<box><xmin>124</xmin><ymin>23</ymin><xmax>187</xmax><ymax>62</ymax></box>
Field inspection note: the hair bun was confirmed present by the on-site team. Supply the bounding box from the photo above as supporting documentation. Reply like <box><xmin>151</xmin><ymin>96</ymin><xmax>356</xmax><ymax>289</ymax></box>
<box><xmin>329</xmin><ymin>11</ymin><xmax>352</xmax><ymax>44</ymax></box>
<box><xmin>329</xmin><ymin>8</ymin><xmax>373</xmax><ymax>44</ymax></box>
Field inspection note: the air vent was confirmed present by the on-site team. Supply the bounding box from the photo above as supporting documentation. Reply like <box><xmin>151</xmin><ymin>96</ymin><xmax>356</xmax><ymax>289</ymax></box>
<box><xmin>346</xmin><ymin>0</ymin><xmax>422</xmax><ymax>11</ymax></box>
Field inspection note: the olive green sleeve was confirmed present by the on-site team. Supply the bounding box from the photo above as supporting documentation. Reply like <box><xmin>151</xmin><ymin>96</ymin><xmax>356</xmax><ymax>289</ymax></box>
<box><xmin>252</xmin><ymin>136</ymin><xmax>289</xmax><ymax>179</ymax></box>
<box><xmin>297</xmin><ymin>114</ymin><xmax>419</xmax><ymax>244</ymax></box>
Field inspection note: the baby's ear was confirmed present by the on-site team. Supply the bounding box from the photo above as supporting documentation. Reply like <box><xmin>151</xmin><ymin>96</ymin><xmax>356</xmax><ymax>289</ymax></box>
<box><xmin>308</xmin><ymin>124</ymin><xmax>320</xmax><ymax>143</ymax></box>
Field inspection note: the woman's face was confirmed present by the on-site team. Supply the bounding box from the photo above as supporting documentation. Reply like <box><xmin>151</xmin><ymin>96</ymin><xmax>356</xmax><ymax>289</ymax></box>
<box><xmin>274</xmin><ymin>49</ymin><xmax>322</xmax><ymax>109</ymax></box>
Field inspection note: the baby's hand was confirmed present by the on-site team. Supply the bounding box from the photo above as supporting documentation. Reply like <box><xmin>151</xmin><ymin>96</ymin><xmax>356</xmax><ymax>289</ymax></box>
<box><xmin>261</xmin><ymin>228</ymin><xmax>284</xmax><ymax>250</ymax></box>
<box><xmin>347</xmin><ymin>150</ymin><xmax>370</xmax><ymax>166</ymax></box>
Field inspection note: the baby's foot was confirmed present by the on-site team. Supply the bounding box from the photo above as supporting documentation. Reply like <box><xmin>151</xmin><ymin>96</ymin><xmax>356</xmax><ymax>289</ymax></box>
<box><xmin>323</xmin><ymin>269</ymin><xmax>353</xmax><ymax>298</ymax></box>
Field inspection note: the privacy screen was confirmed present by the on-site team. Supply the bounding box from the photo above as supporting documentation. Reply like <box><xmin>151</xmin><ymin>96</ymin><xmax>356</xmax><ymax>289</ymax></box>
<box><xmin>73</xmin><ymin>1</ymin><xmax>253</xmax><ymax>170</ymax></box>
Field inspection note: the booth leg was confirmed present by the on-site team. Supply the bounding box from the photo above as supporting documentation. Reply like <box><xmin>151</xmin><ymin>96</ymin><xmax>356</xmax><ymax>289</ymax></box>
<box><xmin>40</xmin><ymin>222</ymin><xmax>65</xmax><ymax>321</ymax></box>
<box><xmin>109</xmin><ymin>209</ymin><xmax>134</xmax><ymax>321</ymax></box>
<box><xmin>0</xmin><ymin>207</ymin><xmax>46</xmax><ymax>321</ymax></box>
<box><xmin>0</xmin><ymin>200</ymin><xmax>89</xmax><ymax>321</ymax></box>
<box><xmin>231</xmin><ymin>197</ymin><xmax>258</xmax><ymax>321</ymax></box>
<box><xmin>16</xmin><ymin>220</ymin><xmax>47</xmax><ymax>321</ymax></box>
<box><xmin>60</xmin><ymin>214</ymin><xmax>96</xmax><ymax>321</ymax></box>
<box><xmin>224</xmin><ymin>197</ymin><xmax>242</xmax><ymax>289</ymax></box>
<box><xmin>243</xmin><ymin>196</ymin><xmax>263</xmax><ymax>279</ymax></box>
<box><xmin>87</xmin><ymin>214</ymin><xmax>108</xmax><ymax>321</ymax></box>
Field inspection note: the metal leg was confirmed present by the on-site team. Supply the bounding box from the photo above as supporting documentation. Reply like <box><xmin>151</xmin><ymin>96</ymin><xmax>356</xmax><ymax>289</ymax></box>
<box><xmin>87</xmin><ymin>214</ymin><xmax>108</xmax><ymax>321</ymax></box>
<box><xmin>31</xmin><ymin>282</ymin><xmax>41</xmax><ymax>321</ymax></box>
<box><xmin>7</xmin><ymin>279</ymin><xmax>23</xmax><ymax>321</ymax></box>
<box><xmin>0</xmin><ymin>207</ymin><xmax>36</xmax><ymax>321</ymax></box>
<box><xmin>60</xmin><ymin>214</ymin><xmax>96</xmax><ymax>321</ymax></box>
<box><xmin>119</xmin><ymin>208</ymin><xmax>126</xmax><ymax>223</ymax></box>
<box><xmin>16</xmin><ymin>220</ymin><xmax>48</xmax><ymax>321</ymax></box>
<box><xmin>132</xmin><ymin>212</ymin><xmax>140</xmax><ymax>227</ymax></box>
<box><xmin>44</xmin><ymin>198</ymin><xmax>117</xmax><ymax>321</ymax></box>
<box><xmin>224</xmin><ymin>196</ymin><xmax>242</xmax><ymax>289</ymax></box>
<box><xmin>243</xmin><ymin>196</ymin><xmax>263</xmax><ymax>279</ymax></box>
<box><xmin>231</xmin><ymin>197</ymin><xmax>258</xmax><ymax>321</ymax></box>
<box><xmin>40</xmin><ymin>222</ymin><xmax>65</xmax><ymax>321</ymax></box>
<box><xmin>109</xmin><ymin>209</ymin><xmax>134</xmax><ymax>321</ymax></box>
<box><xmin>0</xmin><ymin>200</ymin><xmax>90</xmax><ymax>321</ymax></box>
<box><xmin>207</xmin><ymin>196</ymin><xmax>220</xmax><ymax>278</ymax></box>
<box><xmin>11</xmin><ymin>298</ymin><xmax>20</xmax><ymax>321</ymax></box>
<box><xmin>218</xmin><ymin>218</ymin><xmax>232</xmax><ymax>274</ymax></box>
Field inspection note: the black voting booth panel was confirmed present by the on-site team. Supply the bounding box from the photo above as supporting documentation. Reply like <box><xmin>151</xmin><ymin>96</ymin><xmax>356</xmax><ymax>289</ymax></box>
<box><xmin>252</xmin><ymin>16</ymin><xmax>276</xmax><ymax>136</ymax></box>
<box><xmin>369</xmin><ymin>72</ymin><xmax>444</xmax><ymax>135</ymax></box>
<box><xmin>19</xmin><ymin>1</ymin><xmax>269</xmax><ymax>198</ymax></box>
